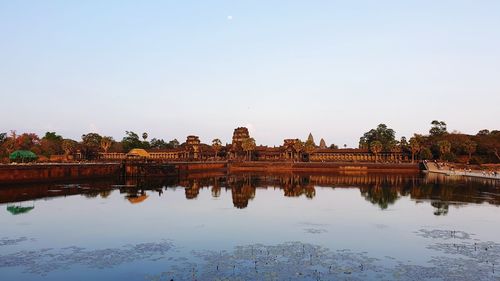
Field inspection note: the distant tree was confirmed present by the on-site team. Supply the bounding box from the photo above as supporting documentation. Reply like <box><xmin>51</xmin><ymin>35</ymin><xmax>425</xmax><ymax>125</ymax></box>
<box><xmin>359</xmin><ymin>124</ymin><xmax>397</xmax><ymax>151</ymax></box>
<box><xmin>241</xmin><ymin>137</ymin><xmax>256</xmax><ymax>161</ymax></box>
<box><xmin>293</xmin><ymin>140</ymin><xmax>304</xmax><ymax>161</ymax></box>
<box><xmin>0</xmin><ymin>132</ymin><xmax>7</xmax><ymax>157</ymax></box>
<box><xmin>40</xmin><ymin>132</ymin><xmax>63</xmax><ymax>156</ymax></box>
<box><xmin>16</xmin><ymin>133</ymin><xmax>40</xmax><ymax>151</ymax></box>
<box><xmin>168</xmin><ymin>139</ymin><xmax>180</xmax><ymax>148</ymax></box>
<box><xmin>437</xmin><ymin>140</ymin><xmax>451</xmax><ymax>160</ymax></box>
<box><xmin>61</xmin><ymin>139</ymin><xmax>78</xmax><ymax>156</ymax></box>
<box><xmin>476</xmin><ymin>129</ymin><xmax>490</xmax><ymax>136</ymax></box>
<box><xmin>142</xmin><ymin>132</ymin><xmax>148</xmax><ymax>141</ymax></box>
<box><xmin>81</xmin><ymin>133</ymin><xmax>102</xmax><ymax>159</ymax></box>
<box><xmin>399</xmin><ymin>136</ymin><xmax>408</xmax><ymax>151</ymax></box>
<box><xmin>122</xmin><ymin>131</ymin><xmax>143</xmax><ymax>151</ymax></box>
<box><xmin>100</xmin><ymin>136</ymin><xmax>114</xmax><ymax>153</ymax></box>
<box><xmin>419</xmin><ymin>147</ymin><xmax>433</xmax><ymax>160</ymax></box>
<box><xmin>370</xmin><ymin>140</ymin><xmax>383</xmax><ymax>163</ymax></box>
<box><xmin>82</xmin><ymin>133</ymin><xmax>102</xmax><ymax>148</ymax></box>
<box><xmin>476</xmin><ymin>132</ymin><xmax>500</xmax><ymax>162</ymax></box>
<box><xmin>43</xmin><ymin>132</ymin><xmax>62</xmax><ymax>142</ymax></box>
<box><xmin>212</xmin><ymin>138</ymin><xmax>222</xmax><ymax>159</ymax></box>
<box><xmin>329</xmin><ymin>144</ymin><xmax>339</xmax><ymax>149</ymax></box>
<box><xmin>1</xmin><ymin>131</ymin><xmax>17</xmax><ymax>155</ymax></box>
<box><xmin>429</xmin><ymin>120</ymin><xmax>448</xmax><ymax>137</ymax></box>
<box><xmin>408</xmin><ymin>137</ymin><xmax>421</xmax><ymax>163</ymax></box>
<box><xmin>109</xmin><ymin>141</ymin><xmax>124</xmax><ymax>153</ymax></box>
<box><xmin>150</xmin><ymin>138</ymin><xmax>168</xmax><ymax>149</ymax></box>
<box><xmin>463</xmin><ymin>140</ymin><xmax>477</xmax><ymax>163</ymax></box>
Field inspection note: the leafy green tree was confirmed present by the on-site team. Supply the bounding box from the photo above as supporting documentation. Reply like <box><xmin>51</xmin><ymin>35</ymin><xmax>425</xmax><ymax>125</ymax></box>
<box><xmin>0</xmin><ymin>132</ymin><xmax>7</xmax><ymax>157</ymax></box>
<box><xmin>61</xmin><ymin>139</ymin><xmax>78</xmax><ymax>156</ymax></box>
<box><xmin>122</xmin><ymin>131</ymin><xmax>143</xmax><ymax>151</ymax></box>
<box><xmin>212</xmin><ymin>138</ymin><xmax>222</xmax><ymax>159</ymax></box>
<box><xmin>81</xmin><ymin>133</ymin><xmax>102</xmax><ymax>159</ymax></box>
<box><xmin>1</xmin><ymin>131</ymin><xmax>17</xmax><ymax>156</ymax></box>
<box><xmin>399</xmin><ymin>136</ymin><xmax>408</xmax><ymax>152</ymax></box>
<box><xmin>408</xmin><ymin>137</ymin><xmax>421</xmax><ymax>163</ymax></box>
<box><xmin>15</xmin><ymin>133</ymin><xmax>40</xmax><ymax>153</ymax></box>
<box><xmin>82</xmin><ymin>133</ymin><xmax>102</xmax><ymax>148</ymax></box>
<box><xmin>437</xmin><ymin>140</ymin><xmax>451</xmax><ymax>160</ymax></box>
<box><xmin>241</xmin><ymin>137</ymin><xmax>256</xmax><ymax>161</ymax></box>
<box><xmin>359</xmin><ymin>124</ymin><xmax>397</xmax><ymax>151</ymax></box>
<box><xmin>100</xmin><ymin>136</ymin><xmax>114</xmax><ymax>153</ymax></box>
<box><xmin>43</xmin><ymin>132</ymin><xmax>62</xmax><ymax>142</ymax></box>
<box><xmin>168</xmin><ymin>139</ymin><xmax>180</xmax><ymax>148</ymax></box>
<box><xmin>476</xmin><ymin>129</ymin><xmax>490</xmax><ymax>136</ymax></box>
<box><xmin>150</xmin><ymin>138</ymin><xmax>168</xmax><ymax>149</ymax></box>
<box><xmin>429</xmin><ymin>120</ymin><xmax>448</xmax><ymax>137</ymax></box>
<box><xmin>293</xmin><ymin>140</ymin><xmax>304</xmax><ymax>161</ymax></box>
<box><xmin>370</xmin><ymin>140</ymin><xmax>383</xmax><ymax>162</ymax></box>
<box><xmin>40</xmin><ymin>132</ymin><xmax>64</xmax><ymax>157</ymax></box>
<box><xmin>462</xmin><ymin>140</ymin><xmax>477</xmax><ymax>163</ymax></box>
<box><xmin>419</xmin><ymin>147</ymin><xmax>433</xmax><ymax>160</ymax></box>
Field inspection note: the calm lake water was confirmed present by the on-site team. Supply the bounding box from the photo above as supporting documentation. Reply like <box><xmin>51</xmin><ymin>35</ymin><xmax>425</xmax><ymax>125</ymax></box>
<box><xmin>1</xmin><ymin>172</ymin><xmax>499</xmax><ymax>281</ymax></box>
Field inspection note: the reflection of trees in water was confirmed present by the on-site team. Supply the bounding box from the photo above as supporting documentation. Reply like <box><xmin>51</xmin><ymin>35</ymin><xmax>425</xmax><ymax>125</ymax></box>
<box><xmin>359</xmin><ymin>183</ymin><xmax>400</xmax><ymax>210</ymax></box>
<box><xmin>281</xmin><ymin>175</ymin><xmax>316</xmax><ymax>199</ymax></box>
<box><xmin>2</xmin><ymin>172</ymin><xmax>498</xmax><ymax>214</ymax></box>
<box><xmin>431</xmin><ymin>201</ymin><xmax>449</xmax><ymax>216</ymax></box>
<box><xmin>185</xmin><ymin>180</ymin><xmax>200</xmax><ymax>200</ymax></box>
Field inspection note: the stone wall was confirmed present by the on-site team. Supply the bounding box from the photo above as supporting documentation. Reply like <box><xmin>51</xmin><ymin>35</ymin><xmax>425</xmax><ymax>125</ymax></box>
<box><xmin>0</xmin><ymin>163</ymin><xmax>122</xmax><ymax>184</ymax></box>
<box><xmin>228</xmin><ymin>162</ymin><xmax>419</xmax><ymax>173</ymax></box>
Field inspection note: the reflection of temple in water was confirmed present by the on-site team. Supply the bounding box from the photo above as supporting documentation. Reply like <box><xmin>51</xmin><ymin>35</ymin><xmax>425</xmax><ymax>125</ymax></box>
<box><xmin>0</xmin><ymin>172</ymin><xmax>498</xmax><ymax>215</ymax></box>
<box><xmin>161</xmin><ymin>172</ymin><xmax>498</xmax><ymax>213</ymax></box>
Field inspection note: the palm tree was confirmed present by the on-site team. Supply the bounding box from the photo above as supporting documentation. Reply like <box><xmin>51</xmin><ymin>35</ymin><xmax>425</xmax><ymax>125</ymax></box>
<box><xmin>293</xmin><ymin>140</ymin><xmax>304</xmax><ymax>162</ymax></box>
<box><xmin>370</xmin><ymin>141</ymin><xmax>383</xmax><ymax>163</ymax></box>
<box><xmin>409</xmin><ymin>137</ymin><xmax>420</xmax><ymax>163</ymax></box>
<box><xmin>212</xmin><ymin>138</ymin><xmax>222</xmax><ymax>160</ymax></box>
<box><xmin>100</xmin><ymin>136</ymin><xmax>113</xmax><ymax>153</ymax></box>
<box><xmin>437</xmin><ymin>140</ymin><xmax>451</xmax><ymax>160</ymax></box>
<box><xmin>463</xmin><ymin>140</ymin><xmax>477</xmax><ymax>163</ymax></box>
<box><xmin>241</xmin><ymin>138</ymin><xmax>256</xmax><ymax>161</ymax></box>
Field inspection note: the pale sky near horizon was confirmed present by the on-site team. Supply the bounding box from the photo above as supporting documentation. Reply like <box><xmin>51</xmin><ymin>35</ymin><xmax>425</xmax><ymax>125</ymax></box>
<box><xmin>1</xmin><ymin>1</ymin><xmax>499</xmax><ymax>147</ymax></box>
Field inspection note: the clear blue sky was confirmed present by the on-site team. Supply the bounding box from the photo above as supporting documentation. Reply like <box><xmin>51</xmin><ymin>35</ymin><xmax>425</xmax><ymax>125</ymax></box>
<box><xmin>1</xmin><ymin>1</ymin><xmax>499</xmax><ymax>147</ymax></box>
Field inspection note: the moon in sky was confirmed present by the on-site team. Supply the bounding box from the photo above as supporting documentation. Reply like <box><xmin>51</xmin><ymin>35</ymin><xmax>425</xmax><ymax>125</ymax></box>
<box><xmin>227</xmin><ymin>15</ymin><xmax>233</xmax><ymax>20</ymax></box>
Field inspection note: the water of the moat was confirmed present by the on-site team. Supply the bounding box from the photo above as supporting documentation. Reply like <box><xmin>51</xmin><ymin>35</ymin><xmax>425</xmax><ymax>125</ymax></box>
<box><xmin>0</xmin><ymin>172</ymin><xmax>499</xmax><ymax>281</ymax></box>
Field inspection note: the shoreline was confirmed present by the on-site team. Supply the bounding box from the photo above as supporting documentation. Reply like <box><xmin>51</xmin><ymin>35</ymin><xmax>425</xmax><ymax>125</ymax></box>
<box><xmin>0</xmin><ymin>161</ymin><xmax>420</xmax><ymax>184</ymax></box>
<box><xmin>423</xmin><ymin>161</ymin><xmax>500</xmax><ymax>181</ymax></box>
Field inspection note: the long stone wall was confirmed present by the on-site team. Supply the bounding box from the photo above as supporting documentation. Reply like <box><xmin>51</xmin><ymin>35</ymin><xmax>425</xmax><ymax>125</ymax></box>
<box><xmin>228</xmin><ymin>162</ymin><xmax>419</xmax><ymax>173</ymax></box>
<box><xmin>123</xmin><ymin>161</ymin><xmax>227</xmax><ymax>177</ymax></box>
<box><xmin>0</xmin><ymin>163</ymin><xmax>122</xmax><ymax>184</ymax></box>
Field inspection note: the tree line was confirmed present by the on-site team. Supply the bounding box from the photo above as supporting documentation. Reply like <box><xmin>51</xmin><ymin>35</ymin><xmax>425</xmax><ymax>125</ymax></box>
<box><xmin>358</xmin><ymin>121</ymin><xmax>500</xmax><ymax>164</ymax></box>
<box><xmin>0</xmin><ymin>121</ymin><xmax>499</xmax><ymax>164</ymax></box>
<box><xmin>0</xmin><ymin>130</ymin><xmax>181</xmax><ymax>161</ymax></box>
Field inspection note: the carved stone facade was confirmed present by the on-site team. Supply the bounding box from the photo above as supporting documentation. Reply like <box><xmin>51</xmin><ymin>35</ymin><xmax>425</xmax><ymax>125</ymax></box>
<box><xmin>230</xmin><ymin>127</ymin><xmax>250</xmax><ymax>160</ymax></box>
<box><xmin>99</xmin><ymin>127</ymin><xmax>410</xmax><ymax>163</ymax></box>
